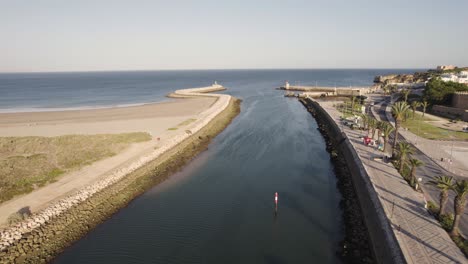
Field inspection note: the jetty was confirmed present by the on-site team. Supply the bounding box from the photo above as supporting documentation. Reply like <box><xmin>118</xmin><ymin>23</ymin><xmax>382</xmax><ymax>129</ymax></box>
<box><xmin>280</xmin><ymin>82</ymin><xmax>377</xmax><ymax>98</ymax></box>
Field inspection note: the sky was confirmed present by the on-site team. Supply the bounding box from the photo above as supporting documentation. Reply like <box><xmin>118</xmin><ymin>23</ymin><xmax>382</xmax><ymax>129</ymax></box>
<box><xmin>1</xmin><ymin>0</ymin><xmax>467</xmax><ymax>72</ymax></box>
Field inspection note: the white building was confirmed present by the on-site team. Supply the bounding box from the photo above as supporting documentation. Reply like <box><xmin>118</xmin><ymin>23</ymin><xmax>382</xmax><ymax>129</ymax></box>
<box><xmin>440</xmin><ymin>72</ymin><xmax>468</xmax><ymax>84</ymax></box>
<box><xmin>441</xmin><ymin>73</ymin><xmax>458</xmax><ymax>82</ymax></box>
<box><xmin>458</xmin><ymin>71</ymin><xmax>468</xmax><ymax>84</ymax></box>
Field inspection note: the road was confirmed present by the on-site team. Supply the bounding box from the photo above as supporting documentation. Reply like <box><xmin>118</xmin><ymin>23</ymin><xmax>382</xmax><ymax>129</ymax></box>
<box><xmin>368</xmin><ymin>95</ymin><xmax>468</xmax><ymax>237</ymax></box>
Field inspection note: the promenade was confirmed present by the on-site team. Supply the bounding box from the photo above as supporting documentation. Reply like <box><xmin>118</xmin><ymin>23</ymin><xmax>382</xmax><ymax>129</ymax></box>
<box><xmin>317</xmin><ymin>99</ymin><xmax>466</xmax><ymax>264</ymax></box>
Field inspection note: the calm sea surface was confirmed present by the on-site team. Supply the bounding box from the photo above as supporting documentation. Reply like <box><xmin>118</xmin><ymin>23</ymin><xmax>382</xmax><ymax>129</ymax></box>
<box><xmin>0</xmin><ymin>69</ymin><xmax>419</xmax><ymax>263</ymax></box>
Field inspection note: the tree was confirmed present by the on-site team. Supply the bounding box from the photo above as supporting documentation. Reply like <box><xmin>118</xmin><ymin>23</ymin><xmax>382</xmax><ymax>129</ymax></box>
<box><xmin>408</xmin><ymin>158</ymin><xmax>424</xmax><ymax>187</ymax></box>
<box><xmin>450</xmin><ymin>180</ymin><xmax>468</xmax><ymax>236</ymax></box>
<box><xmin>424</xmin><ymin>78</ymin><xmax>468</xmax><ymax>105</ymax></box>
<box><xmin>360</xmin><ymin>114</ymin><xmax>369</xmax><ymax>130</ymax></box>
<box><xmin>351</xmin><ymin>96</ymin><xmax>356</xmax><ymax>113</ymax></box>
<box><xmin>402</xmin><ymin>89</ymin><xmax>411</xmax><ymax>102</ymax></box>
<box><xmin>381</xmin><ymin>122</ymin><xmax>394</xmax><ymax>153</ymax></box>
<box><xmin>410</xmin><ymin>101</ymin><xmax>420</xmax><ymax>119</ymax></box>
<box><xmin>376</xmin><ymin>121</ymin><xmax>385</xmax><ymax>141</ymax></box>
<box><xmin>391</xmin><ymin>101</ymin><xmax>410</xmax><ymax>157</ymax></box>
<box><xmin>398</xmin><ymin>142</ymin><xmax>414</xmax><ymax>172</ymax></box>
<box><xmin>421</xmin><ymin>101</ymin><xmax>429</xmax><ymax>118</ymax></box>
<box><xmin>368</xmin><ymin>117</ymin><xmax>377</xmax><ymax>138</ymax></box>
<box><xmin>427</xmin><ymin>175</ymin><xmax>453</xmax><ymax>216</ymax></box>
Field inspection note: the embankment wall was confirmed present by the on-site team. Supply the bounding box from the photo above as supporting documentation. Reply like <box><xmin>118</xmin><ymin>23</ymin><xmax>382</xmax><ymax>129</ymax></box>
<box><xmin>300</xmin><ymin>98</ymin><xmax>405</xmax><ymax>264</ymax></box>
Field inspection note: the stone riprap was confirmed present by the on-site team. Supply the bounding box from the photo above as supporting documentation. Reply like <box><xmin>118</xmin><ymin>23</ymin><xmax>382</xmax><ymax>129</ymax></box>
<box><xmin>0</xmin><ymin>85</ymin><xmax>231</xmax><ymax>252</ymax></box>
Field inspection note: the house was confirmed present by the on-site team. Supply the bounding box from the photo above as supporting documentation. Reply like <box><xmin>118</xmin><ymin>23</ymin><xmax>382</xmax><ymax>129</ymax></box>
<box><xmin>440</xmin><ymin>71</ymin><xmax>468</xmax><ymax>84</ymax></box>
<box><xmin>441</xmin><ymin>73</ymin><xmax>457</xmax><ymax>82</ymax></box>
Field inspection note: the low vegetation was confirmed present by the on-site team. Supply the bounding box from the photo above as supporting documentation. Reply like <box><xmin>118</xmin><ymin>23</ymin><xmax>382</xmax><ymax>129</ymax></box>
<box><xmin>0</xmin><ymin>132</ymin><xmax>151</xmax><ymax>203</ymax></box>
<box><xmin>167</xmin><ymin>118</ymin><xmax>197</xmax><ymax>131</ymax></box>
<box><xmin>401</xmin><ymin>113</ymin><xmax>468</xmax><ymax>140</ymax></box>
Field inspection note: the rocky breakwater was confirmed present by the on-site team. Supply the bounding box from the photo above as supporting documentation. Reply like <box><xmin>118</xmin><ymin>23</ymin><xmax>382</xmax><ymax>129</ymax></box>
<box><xmin>298</xmin><ymin>98</ymin><xmax>375</xmax><ymax>264</ymax></box>
<box><xmin>0</xmin><ymin>84</ymin><xmax>238</xmax><ymax>263</ymax></box>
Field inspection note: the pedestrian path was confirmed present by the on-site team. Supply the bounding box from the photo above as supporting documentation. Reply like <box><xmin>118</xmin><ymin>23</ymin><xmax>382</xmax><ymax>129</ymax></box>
<box><xmin>319</xmin><ymin>100</ymin><xmax>467</xmax><ymax>264</ymax></box>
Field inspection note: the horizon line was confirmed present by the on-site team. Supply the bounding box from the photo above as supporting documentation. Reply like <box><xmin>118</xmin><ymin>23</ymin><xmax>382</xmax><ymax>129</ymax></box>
<box><xmin>0</xmin><ymin>67</ymin><xmax>433</xmax><ymax>74</ymax></box>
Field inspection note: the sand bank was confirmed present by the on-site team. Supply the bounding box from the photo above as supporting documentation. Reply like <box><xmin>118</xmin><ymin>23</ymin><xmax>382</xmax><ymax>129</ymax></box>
<box><xmin>0</xmin><ymin>85</ymin><xmax>238</xmax><ymax>263</ymax></box>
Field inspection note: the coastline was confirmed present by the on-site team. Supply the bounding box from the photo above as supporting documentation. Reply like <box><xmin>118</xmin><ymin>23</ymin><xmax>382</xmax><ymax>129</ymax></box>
<box><xmin>0</xmin><ymin>86</ymin><xmax>240</xmax><ymax>263</ymax></box>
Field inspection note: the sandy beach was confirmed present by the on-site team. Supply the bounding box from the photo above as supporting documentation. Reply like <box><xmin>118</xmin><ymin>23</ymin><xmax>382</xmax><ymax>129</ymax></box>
<box><xmin>0</xmin><ymin>97</ymin><xmax>216</xmax><ymax>137</ymax></box>
<box><xmin>0</xmin><ymin>92</ymin><xmax>219</xmax><ymax>226</ymax></box>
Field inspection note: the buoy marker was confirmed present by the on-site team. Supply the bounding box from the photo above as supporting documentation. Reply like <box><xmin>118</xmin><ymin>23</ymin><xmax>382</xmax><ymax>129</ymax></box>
<box><xmin>274</xmin><ymin>192</ymin><xmax>278</xmax><ymax>214</ymax></box>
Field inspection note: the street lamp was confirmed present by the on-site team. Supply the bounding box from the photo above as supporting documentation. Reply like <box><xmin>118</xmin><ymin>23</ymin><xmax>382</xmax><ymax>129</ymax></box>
<box><xmin>415</xmin><ymin>177</ymin><xmax>423</xmax><ymax>191</ymax></box>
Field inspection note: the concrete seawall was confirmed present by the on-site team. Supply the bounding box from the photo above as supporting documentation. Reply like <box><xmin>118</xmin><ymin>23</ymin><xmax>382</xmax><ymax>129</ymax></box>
<box><xmin>0</xmin><ymin>85</ymin><xmax>240</xmax><ymax>263</ymax></box>
<box><xmin>299</xmin><ymin>97</ymin><xmax>405</xmax><ymax>264</ymax></box>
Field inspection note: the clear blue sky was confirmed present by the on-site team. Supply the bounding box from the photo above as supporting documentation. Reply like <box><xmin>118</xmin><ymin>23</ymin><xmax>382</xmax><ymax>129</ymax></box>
<box><xmin>1</xmin><ymin>0</ymin><xmax>467</xmax><ymax>72</ymax></box>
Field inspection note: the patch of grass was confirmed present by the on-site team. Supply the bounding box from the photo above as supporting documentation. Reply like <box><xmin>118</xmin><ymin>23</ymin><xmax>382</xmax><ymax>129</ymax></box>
<box><xmin>168</xmin><ymin>119</ymin><xmax>197</xmax><ymax>131</ymax></box>
<box><xmin>0</xmin><ymin>132</ymin><xmax>151</xmax><ymax>203</ymax></box>
<box><xmin>177</xmin><ymin>118</ymin><xmax>196</xmax><ymax>126</ymax></box>
<box><xmin>336</xmin><ymin>101</ymin><xmax>363</xmax><ymax>116</ymax></box>
<box><xmin>401</xmin><ymin>113</ymin><xmax>468</xmax><ymax>140</ymax></box>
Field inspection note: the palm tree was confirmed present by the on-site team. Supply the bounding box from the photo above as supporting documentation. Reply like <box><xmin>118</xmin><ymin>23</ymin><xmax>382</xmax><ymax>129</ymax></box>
<box><xmin>350</xmin><ymin>96</ymin><xmax>356</xmax><ymax>113</ymax></box>
<box><xmin>381</xmin><ymin>122</ymin><xmax>394</xmax><ymax>153</ymax></box>
<box><xmin>450</xmin><ymin>180</ymin><xmax>468</xmax><ymax>236</ymax></box>
<box><xmin>421</xmin><ymin>101</ymin><xmax>429</xmax><ymax>118</ymax></box>
<box><xmin>398</xmin><ymin>142</ymin><xmax>414</xmax><ymax>172</ymax></box>
<box><xmin>368</xmin><ymin>117</ymin><xmax>377</xmax><ymax>138</ymax></box>
<box><xmin>391</xmin><ymin>102</ymin><xmax>410</xmax><ymax>157</ymax></box>
<box><xmin>376</xmin><ymin>121</ymin><xmax>385</xmax><ymax>141</ymax></box>
<box><xmin>408</xmin><ymin>158</ymin><xmax>424</xmax><ymax>187</ymax></box>
<box><xmin>410</xmin><ymin>101</ymin><xmax>420</xmax><ymax>119</ymax></box>
<box><xmin>401</xmin><ymin>89</ymin><xmax>411</xmax><ymax>102</ymax></box>
<box><xmin>360</xmin><ymin>114</ymin><xmax>369</xmax><ymax>131</ymax></box>
<box><xmin>427</xmin><ymin>175</ymin><xmax>453</xmax><ymax>216</ymax></box>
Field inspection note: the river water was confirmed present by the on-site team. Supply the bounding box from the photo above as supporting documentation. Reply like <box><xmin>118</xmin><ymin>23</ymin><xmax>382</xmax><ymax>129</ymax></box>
<box><xmin>1</xmin><ymin>69</ymin><xmax>417</xmax><ymax>264</ymax></box>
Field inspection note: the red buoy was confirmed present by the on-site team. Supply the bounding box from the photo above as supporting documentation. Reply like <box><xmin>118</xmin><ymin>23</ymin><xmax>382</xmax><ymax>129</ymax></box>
<box><xmin>274</xmin><ymin>192</ymin><xmax>278</xmax><ymax>214</ymax></box>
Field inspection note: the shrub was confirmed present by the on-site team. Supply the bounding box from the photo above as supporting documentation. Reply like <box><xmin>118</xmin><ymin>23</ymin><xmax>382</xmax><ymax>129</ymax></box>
<box><xmin>7</xmin><ymin>212</ymin><xmax>24</xmax><ymax>224</ymax></box>
<box><xmin>439</xmin><ymin>213</ymin><xmax>454</xmax><ymax>231</ymax></box>
<box><xmin>452</xmin><ymin>236</ymin><xmax>468</xmax><ymax>258</ymax></box>
<box><xmin>427</xmin><ymin>201</ymin><xmax>439</xmax><ymax>216</ymax></box>
<box><xmin>7</xmin><ymin>207</ymin><xmax>32</xmax><ymax>225</ymax></box>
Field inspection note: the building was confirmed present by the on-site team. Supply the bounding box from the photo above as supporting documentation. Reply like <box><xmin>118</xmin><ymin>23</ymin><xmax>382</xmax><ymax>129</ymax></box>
<box><xmin>440</xmin><ymin>71</ymin><xmax>468</xmax><ymax>84</ymax></box>
<box><xmin>437</xmin><ymin>65</ymin><xmax>456</xmax><ymax>72</ymax></box>
<box><xmin>458</xmin><ymin>71</ymin><xmax>468</xmax><ymax>84</ymax></box>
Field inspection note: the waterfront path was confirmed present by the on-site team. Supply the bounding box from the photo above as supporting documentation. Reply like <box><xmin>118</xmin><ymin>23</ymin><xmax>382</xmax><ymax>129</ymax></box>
<box><xmin>318</xmin><ymin>100</ymin><xmax>466</xmax><ymax>264</ymax></box>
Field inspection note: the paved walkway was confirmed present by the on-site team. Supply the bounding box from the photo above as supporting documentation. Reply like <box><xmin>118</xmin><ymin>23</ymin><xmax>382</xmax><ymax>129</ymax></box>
<box><xmin>319</xmin><ymin>100</ymin><xmax>467</xmax><ymax>264</ymax></box>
